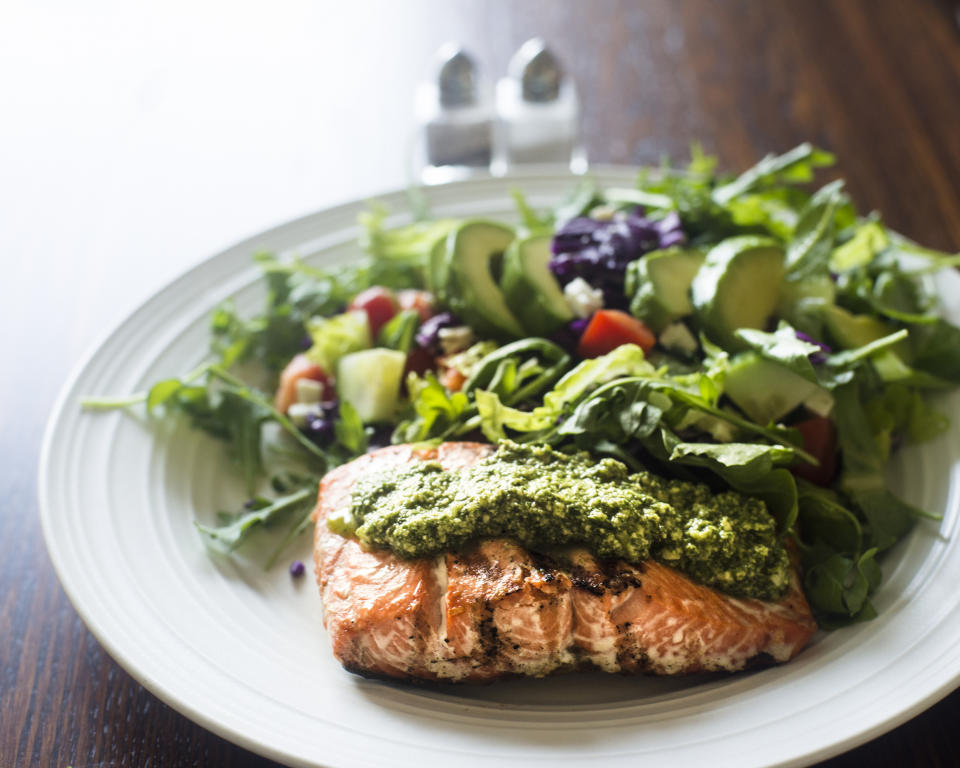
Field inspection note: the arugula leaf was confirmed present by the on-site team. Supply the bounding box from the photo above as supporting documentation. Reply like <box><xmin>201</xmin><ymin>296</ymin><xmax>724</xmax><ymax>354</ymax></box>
<box><xmin>393</xmin><ymin>372</ymin><xmax>471</xmax><ymax>442</ymax></box>
<box><xmin>712</xmin><ymin>143</ymin><xmax>835</xmax><ymax>205</ymax></box>
<box><xmin>830</xmin><ymin>219</ymin><xmax>889</xmax><ymax>272</ymax></box>
<box><xmin>305</xmin><ymin>310</ymin><xmax>371</xmax><ymax>371</ymax></box>
<box><xmin>557</xmin><ymin>382</ymin><xmax>672</xmax><ymax>442</ymax></box>
<box><xmin>358</xmin><ymin>204</ymin><xmax>458</xmax><ymax>284</ymax></box>
<box><xmin>511</xmin><ymin>189</ymin><xmax>554</xmax><ymax>235</ymax></box>
<box><xmin>463</xmin><ymin>339</ymin><xmax>571</xmax><ymax>405</ymax></box>
<box><xmin>552</xmin><ymin>178</ymin><xmax>599</xmax><ymax>223</ymax></box>
<box><xmin>195</xmin><ymin>484</ymin><xmax>315</xmax><ymax>553</ymax></box>
<box><xmin>725</xmin><ymin>188</ymin><xmax>805</xmax><ymax>240</ymax></box>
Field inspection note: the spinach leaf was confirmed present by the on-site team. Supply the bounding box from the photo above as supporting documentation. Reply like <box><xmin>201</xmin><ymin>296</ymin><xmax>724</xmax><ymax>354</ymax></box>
<box><xmin>736</xmin><ymin>322</ymin><xmax>821</xmax><ymax>383</ymax></box>
<box><xmin>785</xmin><ymin>180</ymin><xmax>847</xmax><ymax>280</ymax></box>
<box><xmin>833</xmin><ymin>382</ymin><xmax>921</xmax><ymax>551</ymax></box>
<box><xmin>335</xmin><ymin>401</ymin><xmax>368</xmax><ymax>454</ymax></box>
<box><xmin>377</xmin><ymin>309</ymin><xmax>420</xmax><ymax>354</ymax></box>
<box><xmin>909</xmin><ymin>319</ymin><xmax>960</xmax><ymax>384</ymax></box>
<box><xmin>795</xmin><ymin>481</ymin><xmax>862</xmax><ymax>554</ymax></box>
<box><xmin>804</xmin><ymin>547</ymin><xmax>881</xmax><ymax>624</ymax></box>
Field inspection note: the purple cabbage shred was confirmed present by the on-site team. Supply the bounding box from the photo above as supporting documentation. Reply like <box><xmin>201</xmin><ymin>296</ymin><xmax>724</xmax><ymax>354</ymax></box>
<box><xmin>549</xmin><ymin>207</ymin><xmax>686</xmax><ymax>308</ymax></box>
<box><xmin>549</xmin><ymin>316</ymin><xmax>593</xmax><ymax>352</ymax></box>
<box><xmin>795</xmin><ymin>331</ymin><xmax>832</xmax><ymax>364</ymax></box>
<box><xmin>302</xmin><ymin>399</ymin><xmax>339</xmax><ymax>445</ymax></box>
<box><xmin>415</xmin><ymin>312</ymin><xmax>456</xmax><ymax>352</ymax></box>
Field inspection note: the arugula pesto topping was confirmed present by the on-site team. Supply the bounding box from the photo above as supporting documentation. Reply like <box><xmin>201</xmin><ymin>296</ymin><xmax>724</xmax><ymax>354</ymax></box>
<box><xmin>334</xmin><ymin>441</ymin><xmax>789</xmax><ymax>601</ymax></box>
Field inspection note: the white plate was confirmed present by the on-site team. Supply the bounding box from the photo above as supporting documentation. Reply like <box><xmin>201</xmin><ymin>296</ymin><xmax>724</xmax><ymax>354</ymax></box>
<box><xmin>40</xmin><ymin>169</ymin><xmax>960</xmax><ymax>768</ymax></box>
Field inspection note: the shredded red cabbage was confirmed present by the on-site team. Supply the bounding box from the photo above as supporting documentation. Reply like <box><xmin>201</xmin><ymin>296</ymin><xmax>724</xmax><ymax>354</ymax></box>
<box><xmin>549</xmin><ymin>207</ymin><xmax>686</xmax><ymax>308</ymax></box>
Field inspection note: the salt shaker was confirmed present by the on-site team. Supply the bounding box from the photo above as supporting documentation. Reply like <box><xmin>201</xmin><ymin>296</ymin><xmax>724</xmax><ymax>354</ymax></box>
<box><xmin>495</xmin><ymin>38</ymin><xmax>584</xmax><ymax>171</ymax></box>
<box><xmin>416</xmin><ymin>43</ymin><xmax>494</xmax><ymax>182</ymax></box>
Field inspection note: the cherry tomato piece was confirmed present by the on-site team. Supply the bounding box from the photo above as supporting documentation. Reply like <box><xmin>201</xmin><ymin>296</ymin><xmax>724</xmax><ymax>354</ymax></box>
<box><xmin>274</xmin><ymin>354</ymin><xmax>334</xmax><ymax>413</ymax></box>
<box><xmin>576</xmin><ymin>310</ymin><xmax>656</xmax><ymax>358</ymax></box>
<box><xmin>348</xmin><ymin>286</ymin><xmax>399</xmax><ymax>338</ymax></box>
<box><xmin>397</xmin><ymin>289</ymin><xmax>435</xmax><ymax>322</ymax></box>
<box><xmin>440</xmin><ymin>366</ymin><xmax>467</xmax><ymax>392</ymax></box>
<box><xmin>790</xmin><ymin>416</ymin><xmax>838</xmax><ymax>487</ymax></box>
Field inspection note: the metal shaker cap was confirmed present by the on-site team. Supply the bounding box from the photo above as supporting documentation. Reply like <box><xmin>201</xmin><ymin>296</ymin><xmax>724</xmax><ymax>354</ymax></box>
<box><xmin>509</xmin><ymin>38</ymin><xmax>563</xmax><ymax>103</ymax></box>
<box><xmin>436</xmin><ymin>43</ymin><xmax>478</xmax><ymax>108</ymax></box>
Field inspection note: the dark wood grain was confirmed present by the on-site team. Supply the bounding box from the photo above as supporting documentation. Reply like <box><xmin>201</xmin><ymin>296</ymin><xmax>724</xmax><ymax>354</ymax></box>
<box><xmin>4</xmin><ymin>0</ymin><xmax>960</xmax><ymax>766</ymax></box>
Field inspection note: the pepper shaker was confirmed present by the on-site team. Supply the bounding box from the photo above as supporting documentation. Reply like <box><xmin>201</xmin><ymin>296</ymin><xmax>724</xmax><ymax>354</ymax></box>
<box><xmin>416</xmin><ymin>43</ymin><xmax>494</xmax><ymax>183</ymax></box>
<box><xmin>495</xmin><ymin>38</ymin><xmax>584</xmax><ymax>171</ymax></box>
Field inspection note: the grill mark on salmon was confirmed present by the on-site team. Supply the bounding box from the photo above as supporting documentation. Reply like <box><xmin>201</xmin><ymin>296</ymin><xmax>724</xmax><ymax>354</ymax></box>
<box><xmin>312</xmin><ymin>442</ymin><xmax>817</xmax><ymax>682</ymax></box>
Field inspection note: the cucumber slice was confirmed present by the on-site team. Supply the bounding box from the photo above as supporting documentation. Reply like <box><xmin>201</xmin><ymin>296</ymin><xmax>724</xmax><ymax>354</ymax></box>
<box><xmin>724</xmin><ymin>351</ymin><xmax>832</xmax><ymax>424</ymax></box>
<box><xmin>444</xmin><ymin>220</ymin><xmax>524</xmax><ymax>338</ymax></box>
<box><xmin>626</xmin><ymin>247</ymin><xmax>705</xmax><ymax>333</ymax></box>
<box><xmin>337</xmin><ymin>348</ymin><xmax>406</xmax><ymax>423</ymax></box>
<box><xmin>500</xmin><ymin>235</ymin><xmax>573</xmax><ymax>335</ymax></box>
<box><xmin>691</xmin><ymin>236</ymin><xmax>786</xmax><ymax>350</ymax></box>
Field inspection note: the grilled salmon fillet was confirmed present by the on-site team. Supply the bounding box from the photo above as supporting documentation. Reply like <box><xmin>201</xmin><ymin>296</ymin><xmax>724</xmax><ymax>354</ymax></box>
<box><xmin>312</xmin><ymin>442</ymin><xmax>817</xmax><ymax>682</ymax></box>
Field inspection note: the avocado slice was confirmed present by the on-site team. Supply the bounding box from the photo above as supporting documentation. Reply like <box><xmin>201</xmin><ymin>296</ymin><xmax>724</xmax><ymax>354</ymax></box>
<box><xmin>500</xmin><ymin>235</ymin><xmax>573</xmax><ymax>335</ymax></box>
<box><xmin>444</xmin><ymin>220</ymin><xmax>524</xmax><ymax>338</ymax></box>
<box><xmin>626</xmin><ymin>247</ymin><xmax>705</xmax><ymax>333</ymax></box>
<box><xmin>691</xmin><ymin>236</ymin><xmax>786</xmax><ymax>350</ymax></box>
<box><xmin>724</xmin><ymin>352</ymin><xmax>833</xmax><ymax>425</ymax></box>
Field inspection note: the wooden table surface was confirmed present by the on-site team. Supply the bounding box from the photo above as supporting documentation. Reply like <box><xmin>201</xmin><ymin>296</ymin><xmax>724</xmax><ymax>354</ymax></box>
<box><xmin>3</xmin><ymin>1</ymin><xmax>960</xmax><ymax>765</ymax></box>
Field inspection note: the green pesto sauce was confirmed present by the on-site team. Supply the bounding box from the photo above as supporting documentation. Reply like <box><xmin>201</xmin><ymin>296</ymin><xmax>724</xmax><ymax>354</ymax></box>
<box><xmin>330</xmin><ymin>441</ymin><xmax>789</xmax><ymax>601</ymax></box>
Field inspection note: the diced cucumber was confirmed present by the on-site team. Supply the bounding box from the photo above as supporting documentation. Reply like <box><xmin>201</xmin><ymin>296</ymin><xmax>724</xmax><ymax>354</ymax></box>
<box><xmin>444</xmin><ymin>220</ymin><xmax>525</xmax><ymax>338</ymax></box>
<box><xmin>626</xmin><ymin>248</ymin><xmax>705</xmax><ymax>333</ymax></box>
<box><xmin>336</xmin><ymin>348</ymin><xmax>406</xmax><ymax>423</ymax></box>
<box><xmin>724</xmin><ymin>351</ymin><xmax>832</xmax><ymax>425</ymax></box>
<box><xmin>691</xmin><ymin>236</ymin><xmax>786</xmax><ymax>350</ymax></box>
<box><xmin>500</xmin><ymin>235</ymin><xmax>573</xmax><ymax>335</ymax></box>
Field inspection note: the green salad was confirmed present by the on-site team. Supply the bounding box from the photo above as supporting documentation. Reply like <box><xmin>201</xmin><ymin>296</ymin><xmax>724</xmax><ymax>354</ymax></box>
<box><xmin>85</xmin><ymin>144</ymin><xmax>960</xmax><ymax>627</ymax></box>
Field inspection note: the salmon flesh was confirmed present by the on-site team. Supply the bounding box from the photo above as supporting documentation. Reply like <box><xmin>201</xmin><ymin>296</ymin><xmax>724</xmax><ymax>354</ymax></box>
<box><xmin>312</xmin><ymin>442</ymin><xmax>817</xmax><ymax>682</ymax></box>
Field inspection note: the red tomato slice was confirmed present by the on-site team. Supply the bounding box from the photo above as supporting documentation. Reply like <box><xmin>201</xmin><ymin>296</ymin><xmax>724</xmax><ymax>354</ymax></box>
<box><xmin>397</xmin><ymin>289</ymin><xmax>435</xmax><ymax>322</ymax></box>
<box><xmin>348</xmin><ymin>286</ymin><xmax>398</xmax><ymax>338</ymax></box>
<box><xmin>274</xmin><ymin>354</ymin><xmax>333</xmax><ymax>413</ymax></box>
<box><xmin>577</xmin><ymin>310</ymin><xmax>656</xmax><ymax>358</ymax></box>
<box><xmin>791</xmin><ymin>416</ymin><xmax>838</xmax><ymax>487</ymax></box>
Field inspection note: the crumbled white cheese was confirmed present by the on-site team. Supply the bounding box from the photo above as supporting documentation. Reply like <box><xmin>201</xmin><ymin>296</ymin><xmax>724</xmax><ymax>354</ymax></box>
<box><xmin>438</xmin><ymin>326</ymin><xmax>475</xmax><ymax>356</ymax></box>
<box><xmin>658</xmin><ymin>322</ymin><xmax>699</xmax><ymax>356</ymax></box>
<box><xmin>563</xmin><ymin>277</ymin><xmax>604</xmax><ymax>318</ymax></box>
<box><xmin>588</xmin><ymin>204</ymin><xmax>617</xmax><ymax>221</ymax></box>
<box><xmin>287</xmin><ymin>402</ymin><xmax>322</xmax><ymax>427</ymax></box>
<box><xmin>295</xmin><ymin>378</ymin><xmax>324</xmax><ymax>404</ymax></box>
